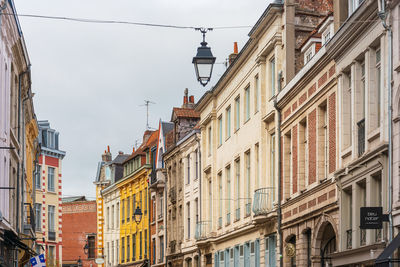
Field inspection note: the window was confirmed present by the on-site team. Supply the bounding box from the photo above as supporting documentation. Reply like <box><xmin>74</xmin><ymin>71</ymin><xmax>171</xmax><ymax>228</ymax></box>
<box><xmin>322</xmin><ymin>27</ymin><xmax>332</xmax><ymax>45</ymax></box>
<box><xmin>235</xmin><ymin>97</ymin><xmax>240</xmax><ymax>131</ymax></box>
<box><xmin>88</xmin><ymin>235</ymin><xmax>95</xmax><ymax>259</ymax></box>
<box><xmin>341</xmin><ymin>70</ymin><xmax>352</xmax><ymax>148</ymax></box>
<box><xmin>226</xmin><ymin>106</ymin><xmax>231</xmax><ymax>138</ymax></box>
<box><xmin>255</xmin><ymin>75</ymin><xmax>260</xmax><ymax>113</ymax></box>
<box><xmin>48</xmin><ymin>205</ymin><xmax>55</xmax><ymax>232</ymax></box>
<box><xmin>348</xmin><ymin>0</ymin><xmax>364</xmax><ymax>16</ymax></box>
<box><xmin>152</xmin><ymin>197</ymin><xmax>156</xmax><ymax>222</ymax></box>
<box><xmin>265</xmin><ymin>234</ymin><xmax>276</xmax><ymax>267</ymax></box>
<box><xmin>159</xmin><ymin>195</ymin><xmax>164</xmax><ymax>218</ymax></box>
<box><xmin>48</xmin><ymin>246</ymin><xmax>55</xmax><ymax>266</ymax></box>
<box><xmin>208</xmin><ymin>126</ymin><xmax>212</xmax><ymax>156</ymax></box>
<box><xmin>140</xmin><ymin>231</ymin><xmax>143</xmax><ymax>259</ymax></box>
<box><xmin>122</xmin><ymin>237</ymin><xmax>125</xmax><ymax>262</ymax></box>
<box><xmin>195</xmin><ymin>198</ymin><xmax>199</xmax><ymax>224</ymax></box>
<box><xmin>144</xmin><ymin>230</ymin><xmax>147</xmax><ymax>257</ymax></box>
<box><xmin>187</xmin><ymin>202</ymin><xmax>191</xmax><ymax>238</ymax></box>
<box><xmin>122</xmin><ymin>199</ymin><xmax>125</xmax><ymax>224</ymax></box>
<box><xmin>235</xmin><ymin>159</ymin><xmax>240</xmax><ymax>220</ymax></box>
<box><xmin>208</xmin><ymin>180</ymin><xmax>212</xmax><ymax>228</ymax></box>
<box><xmin>127</xmin><ymin>197</ymin><xmax>130</xmax><ymax>221</ymax></box>
<box><xmin>117</xmin><ymin>202</ymin><xmax>120</xmax><ymax>228</ymax></box>
<box><xmin>270</xmin><ymin>134</ymin><xmax>275</xmax><ymax>201</ymax></box>
<box><xmin>132</xmin><ymin>194</ymin><xmax>136</xmax><ymax>217</ymax></box>
<box><xmin>195</xmin><ymin>149</ymin><xmax>199</xmax><ymax>180</ymax></box>
<box><xmin>218</xmin><ymin>116</ymin><xmax>223</xmax><ymax>146</ymax></box>
<box><xmin>140</xmin><ymin>191</ymin><xmax>142</xmax><ymax>211</ymax></box>
<box><xmin>35</xmin><ymin>165</ymin><xmax>41</xmax><ymax>189</ymax></box>
<box><xmin>145</xmin><ymin>189</ymin><xmax>147</xmax><ymax>214</ymax></box>
<box><xmin>107</xmin><ymin>207</ymin><xmax>110</xmax><ymax>229</ymax></box>
<box><xmin>35</xmin><ymin>204</ymin><xmax>41</xmax><ymax>231</ymax></box>
<box><xmin>111</xmin><ymin>205</ymin><xmax>115</xmax><ymax>229</ymax></box>
<box><xmin>218</xmin><ymin>173</ymin><xmax>222</xmax><ymax>228</ymax></box>
<box><xmin>112</xmin><ymin>241</ymin><xmax>115</xmax><ymax>265</ymax></box>
<box><xmin>187</xmin><ymin>155</ymin><xmax>190</xmax><ymax>184</ymax></box>
<box><xmin>127</xmin><ymin>235</ymin><xmax>130</xmax><ymax>261</ymax></box>
<box><xmin>245</xmin><ymin>151</ymin><xmax>251</xmax><ymax>216</ymax></box>
<box><xmin>226</xmin><ymin>166</ymin><xmax>231</xmax><ymax>224</ymax></box>
<box><xmin>160</xmin><ymin>236</ymin><xmax>164</xmax><ymax>262</ymax></box>
<box><xmin>255</xmin><ymin>144</ymin><xmax>260</xmax><ymax>189</ymax></box>
<box><xmin>299</xmin><ymin>119</ymin><xmax>308</xmax><ymax>188</ymax></box>
<box><xmin>304</xmin><ymin>47</ymin><xmax>313</xmax><ymax>64</ymax></box>
<box><xmin>117</xmin><ymin>239</ymin><xmax>119</xmax><ymax>263</ymax></box>
<box><xmin>132</xmin><ymin>234</ymin><xmax>136</xmax><ymax>261</ymax></box>
<box><xmin>152</xmin><ymin>238</ymin><xmax>156</xmax><ymax>264</ymax></box>
<box><xmin>270</xmin><ymin>57</ymin><xmax>276</xmax><ymax>96</ymax></box>
<box><xmin>47</xmin><ymin>167</ymin><xmax>55</xmax><ymax>192</ymax></box>
<box><xmin>376</xmin><ymin>47</ymin><xmax>381</xmax><ymax>127</ymax></box>
<box><xmin>245</xmin><ymin>86</ymin><xmax>250</xmax><ymax>121</ymax></box>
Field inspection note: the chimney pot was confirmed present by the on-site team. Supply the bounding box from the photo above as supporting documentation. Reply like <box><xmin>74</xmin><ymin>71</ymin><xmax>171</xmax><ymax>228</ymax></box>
<box><xmin>189</xmin><ymin>95</ymin><xmax>194</xmax><ymax>104</ymax></box>
<box><xmin>234</xmin><ymin>42</ymin><xmax>238</xmax><ymax>54</ymax></box>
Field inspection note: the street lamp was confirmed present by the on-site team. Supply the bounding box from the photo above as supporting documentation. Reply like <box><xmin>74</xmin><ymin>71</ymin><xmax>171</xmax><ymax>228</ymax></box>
<box><xmin>77</xmin><ymin>256</ymin><xmax>82</xmax><ymax>267</ymax></box>
<box><xmin>192</xmin><ymin>28</ymin><xmax>216</xmax><ymax>87</ymax></box>
<box><xmin>83</xmin><ymin>243</ymin><xmax>89</xmax><ymax>255</ymax></box>
<box><xmin>133</xmin><ymin>206</ymin><xmax>143</xmax><ymax>224</ymax></box>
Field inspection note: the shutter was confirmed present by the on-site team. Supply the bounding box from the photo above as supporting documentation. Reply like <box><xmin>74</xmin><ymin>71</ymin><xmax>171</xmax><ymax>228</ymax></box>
<box><xmin>244</xmin><ymin>243</ymin><xmax>249</xmax><ymax>266</ymax></box>
<box><xmin>225</xmin><ymin>249</ymin><xmax>230</xmax><ymax>267</ymax></box>
<box><xmin>215</xmin><ymin>252</ymin><xmax>219</xmax><ymax>267</ymax></box>
<box><xmin>234</xmin><ymin>246</ymin><xmax>239</xmax><ymax>267</ymax></box>
<box><xmin>269</xmin><ymin>235</ymin><xmax>276</xmax><ymax>267</ymax></box>
<box><xmin>255</xmin><ymin>239</ymin><xmax>260</xmax><ymax>267</ymax></box>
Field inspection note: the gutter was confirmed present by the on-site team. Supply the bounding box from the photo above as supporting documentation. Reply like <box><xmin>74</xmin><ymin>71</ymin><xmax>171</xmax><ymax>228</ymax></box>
<box><xmin>274</xmin><ymin>70</ymin><xmax>283</xmax><ymax>267</ymax></box>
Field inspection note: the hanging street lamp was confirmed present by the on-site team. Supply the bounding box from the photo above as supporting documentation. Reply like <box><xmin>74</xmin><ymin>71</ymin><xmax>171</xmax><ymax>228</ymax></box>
<box><xmin>192</xmin><ymin>28</ymin><xmax>216</xmax><ymax>87</ymax></box>
<box><xmin>133</xmin><ymin>205</ymin><xmax>143</xmax><ymax>224</ymax></box>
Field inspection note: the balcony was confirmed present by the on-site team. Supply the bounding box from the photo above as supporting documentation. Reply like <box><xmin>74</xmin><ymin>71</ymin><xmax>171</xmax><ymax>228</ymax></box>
<box><xmin>48</xmin><ymin>231</ymin><xmax>56</xmax><ymax>241</ymax></box>
<box><xmin>23</xmin><ymin>203</ymin><xmax>35</xmax><ymax>235</ymax></box>
<box><xmin>195</xmin><ymin>221</ymin><xmax>211</xmax><ymax>241</ymax></box>
<box><xmin>360</xmin><ymin>229</ymin><xmax>366</xmax><ymax>246</ymax></box>
<box><xmin>357</xmin><ymin>119</ymin><xmax>365</xmax><ymax>156</ymax></box>
<box><xmin>169</xmin><ymin>187</ymin><xmax>176</xmax><ymax>204</ymax></box>
<box><xmin>346</xmin><ymin>229</ymin><xmax>352</xmax><ymax>249</ymax></box>
<box><xmin>252</xmin><ymin>187</ymin><xmax>275</xmax><ymax>224</ymax></box>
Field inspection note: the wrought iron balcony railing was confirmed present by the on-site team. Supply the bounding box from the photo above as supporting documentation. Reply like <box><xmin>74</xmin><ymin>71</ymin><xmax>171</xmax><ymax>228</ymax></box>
<box><xmin>195</xmin><ymin>221</ymin><xmax>211</xmax><ymax>240</ymax></box>
<box><xmin>346</xmin><ymin>229</ymin><xmax>352</xmax><ymax>249</ymax></box>
<box><xmin>252</xmin><ymin>187</ymin><xmax>274</xmax><ymax>216</ymax></box>
<box><xmin>23</xmin><ymin>203</ymin><xmax>35</xmax><ymax>234</ymax></box>
<box><xmin>357</xmin><ymin>119</ymin><xmax>365</xmax><ymax>157</ymax></box>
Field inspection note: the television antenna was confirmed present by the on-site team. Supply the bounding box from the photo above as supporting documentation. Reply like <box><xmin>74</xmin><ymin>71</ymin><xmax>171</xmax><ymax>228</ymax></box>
<box><xmin>139</xmin><ymin>100</ymin><xmax>156</xmax><ymax>130</ymax></box>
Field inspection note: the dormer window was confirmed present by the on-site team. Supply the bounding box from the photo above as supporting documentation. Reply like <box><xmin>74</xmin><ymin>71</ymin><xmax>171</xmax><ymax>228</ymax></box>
<box><xmin>348</xmin><ymin>0</ymin><xmax>364</xmax><ymax>16</ymax></box>
<box><xmin>319</xmin><ymin>16</ymin><xmax>334</xmax><ymax>46</ymax></box>
<box><xmin>305</xmin><ymin>47</ymin><xmax>314</xmax><ymax>64</ymax></box>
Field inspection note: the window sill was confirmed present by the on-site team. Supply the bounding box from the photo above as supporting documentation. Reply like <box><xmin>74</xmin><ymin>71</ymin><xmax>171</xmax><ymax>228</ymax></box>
<box><xmin>341</xmin><ymin>146</ymin><xmax>352</xmax><ymax>159</ymax></box>
<box><xmin>367</xmin><ymin>128</ymin><xmax>380</xmax><ymax>142</ymax></box>
<box><xmin>225</xmin><ymin>136</ymin><xmax>231</xmax><ymax>142</ymax></box>
<box><xmin>47</xmin><ymin>190</ymin><xmax>56</xmax><ymax>194</ymax></box>
<box><xmin>234</xmin><ymin>127</ymin><xmax>240</xmax><ymax>134</ymax></box>
<box><xmin>244</xmin><ymin>118</ymin><xmax>250</xmax><ymax>125</ymax></box>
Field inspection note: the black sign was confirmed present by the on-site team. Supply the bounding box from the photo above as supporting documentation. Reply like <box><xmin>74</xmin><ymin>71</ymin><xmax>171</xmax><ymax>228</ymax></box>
<box><xmin>360</xmin><ymin>207</ymin><xmax>383</xmax><ymax>229</ymax></box>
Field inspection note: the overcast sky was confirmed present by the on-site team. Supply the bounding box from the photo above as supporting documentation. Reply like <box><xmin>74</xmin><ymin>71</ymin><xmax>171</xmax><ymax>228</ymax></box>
<box><xmin>15</xmin><ymin>0</ymin><xmax>272</xmax><ymax>199</ymax></box>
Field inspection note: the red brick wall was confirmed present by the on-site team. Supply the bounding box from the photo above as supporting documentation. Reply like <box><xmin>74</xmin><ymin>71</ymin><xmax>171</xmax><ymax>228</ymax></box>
<box><xmin>62</xmin><ymin>201</ymin><xmax>97</xmax><ymax>267</ymax></box>
<box><xmin>329</xmin><ymin>92</ymin><xmax>336</xmax><ymax>173</ymax></box>
<box><xmin>296</xmin><ymin>0</ymin><xmax>333</xmax><ymax>13</ymax></box>
<box><xmin>292</xmin><ymin>125</ymin><xmax>298</xmax><ymax>194</ymax></box>
<box><xmin>308</xmin><ymin>109</ymin><xmax>317</xmax><ymax>184</ymax></box>
<box><xmin>45</xmin><ymin>156</ymin><xmax>59</xmax><ymax>167</ymax></box>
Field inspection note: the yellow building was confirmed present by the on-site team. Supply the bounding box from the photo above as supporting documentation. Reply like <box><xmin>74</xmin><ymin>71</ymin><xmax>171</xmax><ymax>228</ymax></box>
<box><xmin>118</xmin><ymin>130</ymin><xmax>157</xmax><ymax>267</ymax></box>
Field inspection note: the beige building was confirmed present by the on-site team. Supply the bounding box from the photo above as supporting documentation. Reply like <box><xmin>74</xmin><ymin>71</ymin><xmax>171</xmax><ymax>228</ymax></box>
<box><xmin>35</xmin><ymin>120</ymin><xmax>66</xmax><ymax>266</ymax></box>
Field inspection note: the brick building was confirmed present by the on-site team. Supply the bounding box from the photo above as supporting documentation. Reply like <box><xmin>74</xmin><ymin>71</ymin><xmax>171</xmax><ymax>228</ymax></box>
<box><xmin>62</xmin><ymin>197</ymin><xmax>97</xmax><ymax>267</ymax></box>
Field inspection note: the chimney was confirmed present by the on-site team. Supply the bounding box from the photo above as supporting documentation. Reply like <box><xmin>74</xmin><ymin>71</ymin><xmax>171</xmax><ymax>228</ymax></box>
<box><xmin>143</xmin><ymin>130</ymin><xmax>153</xmax><ymax>144</ymax></box>
<box><xmin>182</xmin><ymin>88</ymin><xmax>189</xmax><ymax>108</ymax></box>
<box><xmin>118</xmin><ymin>151</ymin><xmax>123</xmax><ymax>155</ymax></box>
<box><xmin>187</xmin><ymin>95</ymin><xmax>195</xmax><ymax>108</ymax></box>
<box><xmin>101</xmin><ymin>146</ymin><xmax>112</xmax><ymax>162</ymax></box>
<box><xmin>229</xmin><ymin>42</ymin><xmax>238</xmax><ymax>65</ymax></box>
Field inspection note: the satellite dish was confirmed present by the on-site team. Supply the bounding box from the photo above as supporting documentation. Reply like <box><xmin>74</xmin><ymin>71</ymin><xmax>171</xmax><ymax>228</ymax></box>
<box><xmin>95</xmin><ymin>258</ymin><xmax>104</xmax><ymax>264</ymax></box>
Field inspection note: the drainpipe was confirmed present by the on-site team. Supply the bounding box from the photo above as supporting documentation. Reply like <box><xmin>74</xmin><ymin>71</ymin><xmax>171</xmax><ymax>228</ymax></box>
<box><xmin>377</xmin><ymin>0</ymin><xmax>393</xmax><ymax>244</ymax></box>
<box><xmin>274</xmin><ymin>70</ymin><xmax>283</xmax><ymax>267</ymax></box>
<box><xmin>164</xmin><ymin>164</ymin><xmax>168</xmax><ymax>267</ymax></box>
<box><xmin>195</xmin><ymin>135</ymin><xmax>202</xmax><ymax>266</ymax></box>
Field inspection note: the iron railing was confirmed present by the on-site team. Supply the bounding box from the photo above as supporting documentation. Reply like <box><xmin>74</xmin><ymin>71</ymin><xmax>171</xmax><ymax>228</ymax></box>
<box><xmin>23</xmin><ymin>203</ymin><xmax>35</xmax><ymax>233</ymax></box>
<box><xmin>357</xmin><ymin>119</ymin><xmax>365</xmax><ymax>156</ymax></box>
<box><xmin>360</xmin><ymin>229</ymin><xmax>366</xmax><ymax>246</ymax></box>
<box><xmin>169</xmin><ymin>187</ymin><xmax>176</xmax><ymax>204</ymax></box>
<box><xmin>195</xmin><ymin>221</ymin><xmax>211</xmax><ymax>240</ymax></box>
<box><xmin>150</xmin><ymin>169</ymin><xmax>157</xmax><ymax>184</ymax></box>
<box><xmin>346</xmin><ymin>229</ymin><xmax>352</xmax><ymax>249</ymax></box>
<box><xmin>252</xmin><ymin>187</ymin><xmax>274</xmax><ymax>216</ymax></box>
<box><xmin>376</xmin><ymin>228</ymin><xmax>383</xmax><ymax>242</ymax></box>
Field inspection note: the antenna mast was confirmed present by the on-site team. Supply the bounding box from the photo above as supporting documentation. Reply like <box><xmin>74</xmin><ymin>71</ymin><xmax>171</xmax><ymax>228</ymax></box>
<box><xmin>140</xmin><ymin>100</ymin><xmax>156</xmax><ymax>130</ymax></box>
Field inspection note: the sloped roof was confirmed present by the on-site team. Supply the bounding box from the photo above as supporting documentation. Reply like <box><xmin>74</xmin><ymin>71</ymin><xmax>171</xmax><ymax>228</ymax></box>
<box><xmin>112</xmin><ymin>154</ymin><xmax>130</xmax><ymax>164</ymax></box>
<box><xmin>161</xmin><ymin>121</ymin><xmax>174</xmax><ymax>137</ymax></box>
<box><xmin>124</xmin><ymin>130</ymin><xmax>159</xmax><ymax>163</ymax></box>
<box><xmin>172</xmin><ymin>108</ymin><xmax>200</xmax><ymax>120</ymax></box>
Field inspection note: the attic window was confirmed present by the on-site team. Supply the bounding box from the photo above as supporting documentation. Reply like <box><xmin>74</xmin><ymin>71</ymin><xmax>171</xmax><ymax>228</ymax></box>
<box><xmin>304</xmin><ymin>46</ymin><xmax>314</xmax><ymax>64</ymax></box>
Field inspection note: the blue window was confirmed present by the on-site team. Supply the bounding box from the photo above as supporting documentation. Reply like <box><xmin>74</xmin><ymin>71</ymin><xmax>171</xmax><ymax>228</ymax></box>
<box><xmin>265</xmin><ymin>234</ymin><xmax>276</xmax><ymax>267</ymax></box>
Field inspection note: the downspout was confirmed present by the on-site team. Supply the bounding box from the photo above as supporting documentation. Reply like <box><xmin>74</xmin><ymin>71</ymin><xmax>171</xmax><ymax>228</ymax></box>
<box><xmin>195</xmin><ymin>135</ymin><xmax>202</xmax><ymax>266</ymax></box>
<box><xmin>274</xmin><ymin>70</ymin><xmax>283</xmax><ymax>267</ymax></box>
<box><xmin>377</xmin><ymin>0</ymin><xmax>393</xmax><ymax>244</ymax></box>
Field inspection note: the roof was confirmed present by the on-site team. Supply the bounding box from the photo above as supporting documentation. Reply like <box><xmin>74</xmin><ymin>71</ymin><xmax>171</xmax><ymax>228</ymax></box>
<box><xmin>112</xmin><ymin>154</ymin><xmax>130</xmax><ymax>165</ymax></box>
<box><xmin>161</xmin><ymin>121</ymin><xmax>174</xmax><ymax>137</ymax></box>
<box><xmin>62</xmin><ymin>196</ymin><xmax>86</xmax><ymax>203</ymax></box>
<box><xmin>172</xmin><ymin>108</ymin><xmax>200</xmax><ymax>120</ymax></box>
<box><xmin>165</xmin><ymin>130</ymin><xmax>175</xmax><ymax>151</ymax></box>
<box><xmin>94</xmin><ymin>161</ymin><xmax>105</xmax><ymax>182</ymax></box>
<box><xmin>299</xmin><ymin>13</ymin><xmax>333</xmax><ymax>50</ymax></box>
<box><xmin>124</xmin><ymin>130</ymin><xmax>159</xmax><ymax>163</ymax></box>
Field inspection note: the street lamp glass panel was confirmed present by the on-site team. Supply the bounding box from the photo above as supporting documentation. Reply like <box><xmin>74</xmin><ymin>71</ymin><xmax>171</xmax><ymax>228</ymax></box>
<box><xmin>134</xmin><ymin>206</ymin><xmax>143</xmax><ymax>224</ymax></box>
<box><xmin>192</xmin><ymin>41</ymin><xmax>216</xmax><ymax>87</ymax></box>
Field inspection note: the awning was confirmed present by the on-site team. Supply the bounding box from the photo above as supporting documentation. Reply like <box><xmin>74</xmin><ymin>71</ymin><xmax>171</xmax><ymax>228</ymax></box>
<box><xmin>4</xmin><ymin>230</ymin><xmax>37</xmax><ymax>257</ymax></box>
<box><xmin>376</xmin><ymin>232</ymin><xmax>400</xmax><ymax>266</ymax></box>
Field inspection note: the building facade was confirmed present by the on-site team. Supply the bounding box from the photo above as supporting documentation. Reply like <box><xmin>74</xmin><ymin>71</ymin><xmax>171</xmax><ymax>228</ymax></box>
<box><xmin>118</xmin><ymin>130</ymin><xmax>157</xmax><ymax>267</ymax></box>
<box><xmin>164</xmin><ymin>91</ymin><xmax>200</xmax><ymax>267</ymax></box>
<box><xmin>149</xmin><ymin>120</ymin><xmax>173</xmax><ymax>266</ymax></box>
<box><xmin>329</xmin><ymin>0</ymin><xmax>392</xmax><ymax>265</ymax></box>
<box><xmin>62</xmin><ymin>197</ymin><xmax>97</xmax><ymax>267</ymax></box>
<box><xmin>35</xmin><ymin>120</ymin><xmax>66</xmax><ymax>267</ymax></box>
<box><xmin>276</xmin><ymin>13</ymin><xmax>338</xmax><ymax>266</ymax></box>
